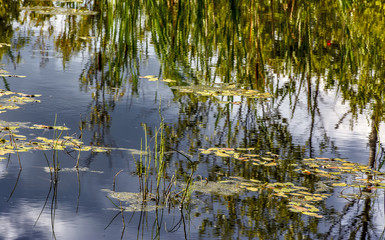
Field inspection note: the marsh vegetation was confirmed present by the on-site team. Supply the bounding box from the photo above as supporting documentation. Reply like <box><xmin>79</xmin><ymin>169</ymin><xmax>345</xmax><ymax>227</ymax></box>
<box><xmin>0</xmin><ymin>0</ymin><xmax>385</xmax><ymax>239</ymax></box>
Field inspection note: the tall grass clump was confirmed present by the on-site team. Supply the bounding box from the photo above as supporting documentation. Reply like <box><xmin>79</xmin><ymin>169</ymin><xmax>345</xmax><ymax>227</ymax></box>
<box><xmin>133</xmin><ymin>118</ymin><xmax>195</xmax><ymax>209</ymax></box>
<box><xmin>135</xmin><ymin>120</ymin><xmax>169</xmax><ymax>205</ymax></box>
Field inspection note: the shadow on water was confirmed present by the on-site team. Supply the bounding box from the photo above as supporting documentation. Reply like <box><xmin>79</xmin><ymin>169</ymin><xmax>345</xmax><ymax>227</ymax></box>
<box><xmin>1</xmin><ymin>0</ymin><xmax>385</xmax><ymax>239</ymax></box>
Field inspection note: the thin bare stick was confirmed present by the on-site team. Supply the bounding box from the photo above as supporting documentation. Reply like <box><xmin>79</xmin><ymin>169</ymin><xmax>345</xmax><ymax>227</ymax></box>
<box><xmin>113</xmin><ymin>170</ymin><xmax>124</xmax><ymax>191</ymax></box>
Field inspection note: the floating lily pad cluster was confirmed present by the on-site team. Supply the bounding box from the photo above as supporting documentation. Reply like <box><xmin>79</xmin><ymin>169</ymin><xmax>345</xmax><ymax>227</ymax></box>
<box><xmin>139</xmin><ymin>75</ymin><xmax>271</xmax><ymax>101</ymax></box>
<box><xmin>0</xmin><ymin>131</ymin><xmax>109</xmax><ymax>155</ymax></box>
<box><xmin>171</xmin><ymin>84</ymin><xmax>272</xmax><ymax>99</ymax></box>
<box><xmin>238</xmin><ymin>180</ymin><xmax>328</xmax><ymax>218</ymax></box>
<box><xmin>199</xmin><ymin>147</ymin><xmax>385</xmax><ymax>217</ymax></box>
<box><xmin>0</xmin><ymin>89</ymin><xmax>39</xmax><ymax>113</ymax></box>
<box><xmin>0</xmin><ymin>125</ymin><xmax>148</xmax><ymax>158</ymax></box>
<box><xmin>199</xmin><ymin>147</ymin><xmax>279</xmax><ymax>166</ymax></box>
<box><xmin>297</xmin><ymin>157</ymin><xmax>378</xmax><ymax>177</ymax></box>
<box><xmin>22</xmin><ymin>6</ymin><xmax>98</xmax><ymax>16</ymax></box>
<box><xmin>297</xmin><ymin>158</ymin><xmax>385</xmax><ymax>194</ymax></box>
<box><xmin>0</xmin><ymin>88</ymin><xmax>146</xmax><ymax>157</ymax></box>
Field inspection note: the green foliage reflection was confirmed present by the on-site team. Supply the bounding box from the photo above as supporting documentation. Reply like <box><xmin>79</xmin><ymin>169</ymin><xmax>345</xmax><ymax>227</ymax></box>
<box><xmin>2</xmin><ymin>0</ymin><xmax>385</xmax><ymax>238</ymax></box>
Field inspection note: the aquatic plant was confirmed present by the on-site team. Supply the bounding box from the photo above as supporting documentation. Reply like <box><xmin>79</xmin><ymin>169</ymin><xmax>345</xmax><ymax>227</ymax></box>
<box><xmin>107</xmin><ymin>122</ymin><xmax>195</xmax><ymax>210</ymax></box>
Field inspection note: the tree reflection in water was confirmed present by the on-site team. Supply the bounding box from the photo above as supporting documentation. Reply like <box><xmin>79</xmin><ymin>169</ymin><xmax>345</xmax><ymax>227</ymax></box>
<box><xmin>1</xmin><ymin>0</ymin><xmax>385</xmax><ymax>239</ymax></box>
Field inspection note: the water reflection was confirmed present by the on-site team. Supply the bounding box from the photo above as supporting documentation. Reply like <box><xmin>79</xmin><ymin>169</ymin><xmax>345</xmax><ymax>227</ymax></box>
<box><xmin>0</xmin><ymin>0</ymin><xmax>385</xmax><ymax>239</ymax></box>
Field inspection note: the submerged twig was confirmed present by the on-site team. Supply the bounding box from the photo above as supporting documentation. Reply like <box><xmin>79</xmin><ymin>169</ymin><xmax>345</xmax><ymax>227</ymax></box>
<box><xmin>7</xmin><ymin>168</ymin><xmax>22</xmax><ymax>202</ymax></box>
<box><xmin>113</xmin><ymin>170</ymin><xmax>124</xmax><ymax>191</ymax></box>
<box><xmin>165</xmin><ymin>146</ymin><xmax>194</xmax><ymax>164</ymax></box>
<box><xmin>104</xmin><ymin>196</ymin><xmax>126</xmax><ymax>230</ymax></box>
<box><xmin>120</xmin><ymin>202</ymin><xmax>126</xmax><ymax>240</ymax></box>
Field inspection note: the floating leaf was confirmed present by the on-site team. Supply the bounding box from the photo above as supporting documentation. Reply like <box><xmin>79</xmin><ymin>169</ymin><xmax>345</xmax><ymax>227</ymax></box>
<box><xmin>200</xmin><ymin>150</ymin><xmax>212</xmax><ymax>154</ymax></box>
<box><xmin>244</xmin><ymin>154</ymin><xmax>259</xmax><ymax>157</ymax></box>
<box><xmin>73</xmin><ymin>146</ymin><xmax>92</xmax><ymax>151</ymax></box>
<box><xmin>246</xmin><ymin>187</ymin><xmax>260</xmax><ymax>192</ymax></box>
<box><xmin>0</xmin><ymin>43</ymin><xmax>11</xmax><ymax>48</ymax></box>
<box><xmin>54</xmin><ymin>126</ymin><xmax>70</xmax><ymax>131</ymax></box>
<box><xmin>30</xmin><ymin>124</ymin><xmax>69</xmax><ymax>130</ymax></box>
<box><xmin>102</xmin><ymin>189</ymin><xmax>161</xmax><ymax>212</ymax></box>
<box><xmin>140</xmin><ymin>75</ymin><xmax>156</xmax><ymax>79</ymax></box>
<box><xmin>92</xmin><ymin>147</ymin><xmax>108</xmax><ymax>153</ymax></box>
<box><xmin>236</xmin><ymin>148</ymin><xmax>255</xmax><ymax>151</ymax></box>
<box><xmin>31</xmin><ymin>124</ymin><xmax>54</xmax><ymax>129</ymax></box>
<box><xmin>264</xmin><ymin>162</ymin><xmax>277</xmax><ymax>167</ymax></box>
<box><xmin>289</xmin><ymin>205</ymin><xmax>308</xmax><ymax>212</ymax></box>
<box><xmin>79</xmin><ymin>36</ymin><xmax>95</xmax><ymax>40</ymax></box>
<box><xmin>44</xmin><ymin>166</ymin><xmax>103</xmax><ymax>173</ymax></box>
<box><xmin>275</xmin><ymin>192</ymin><xmax>288</xmax><ymax>197</ymax></box>
<box><xmin>215</xmin><ymin>151</ymin><xmax>231</xmax><ymax>157</ymax></box>
<box><xmin>0</xmin><ymin>74</ymin><xmax>26</xmax><ymax>78</ymax></box>
<box><xmin>53</xmin><ymin>145</ymin><xmax>65</xmax><ymax>150</ymax></box>
<box><xmin>280</xmin><ymin>187</ymin><xmax>296</xmax><ymax>193</ymax></box>
<box><xmin>13</xmin><ymin>134</ymin><xmax>26</xmax><ymax>139</ymax></box>
<box><xmin>342</xmin><ymin>163</ymin><xmax>355</xmax><ymax>166</ymax></box>
<box><xmin>162</xmin><ymin>79</ymin><xmax>176</xmax><ymax>83</ymax></box>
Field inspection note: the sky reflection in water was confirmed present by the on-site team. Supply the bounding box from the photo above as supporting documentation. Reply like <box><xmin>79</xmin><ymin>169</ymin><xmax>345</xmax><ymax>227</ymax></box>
<box><xmin>0</xmin><ymin>1</ymin><xmax>385</xmax><ymax>239</ymax></box>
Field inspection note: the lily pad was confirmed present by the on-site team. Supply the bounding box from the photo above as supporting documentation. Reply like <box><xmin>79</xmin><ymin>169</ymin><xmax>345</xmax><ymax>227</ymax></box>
<box><xmin>187</xmin><ymin>179</ymin><xmax>244</xmax><ymax>196</ymax></box>
<box><xmin>171</xmin><ymin>84</ymin><xmax>272</xmax><ymax>99</ymax></box>
<box><xmin>102</xmin><ymin>189</ymin><xmax>162</xmax><ymax>212</ymax></box>
<box><xmin>44</xmin><ymin>167</ymin><xmax>103</xmax><ymax>173</ymax></box>
<box><xmin>0</xmin><ymin>43</ymin><xmax>11</xmax><ymax>48</ymax></box>
<box><xmin>22</xmin><ymin>6</ymin><xmax>98</xmax><ymax>15</ymax></box>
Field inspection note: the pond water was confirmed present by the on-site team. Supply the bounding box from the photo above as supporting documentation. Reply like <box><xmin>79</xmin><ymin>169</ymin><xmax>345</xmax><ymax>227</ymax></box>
<box><xmin>1</xmin><ymin>1</ymin><xmax>385</xmax><ymax>239</ymax></box>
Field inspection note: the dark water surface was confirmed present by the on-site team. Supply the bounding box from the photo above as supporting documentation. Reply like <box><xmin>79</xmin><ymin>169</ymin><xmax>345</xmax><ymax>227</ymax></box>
<box><xmin>0</xmin><ymin>1</ymin><xmax>385</xmax><ymax>239</ymax></box>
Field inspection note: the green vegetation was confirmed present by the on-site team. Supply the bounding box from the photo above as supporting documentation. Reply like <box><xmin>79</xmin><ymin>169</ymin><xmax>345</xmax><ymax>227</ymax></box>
<box><xmin>107</xmin><ymin>117</ymin><xmax>196</xmax><ymax>208</ymax></box>
<box><xmin>1</xmin><ymin>0</ymin><xmax>385</xmax><ymax>239</ymax></box>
